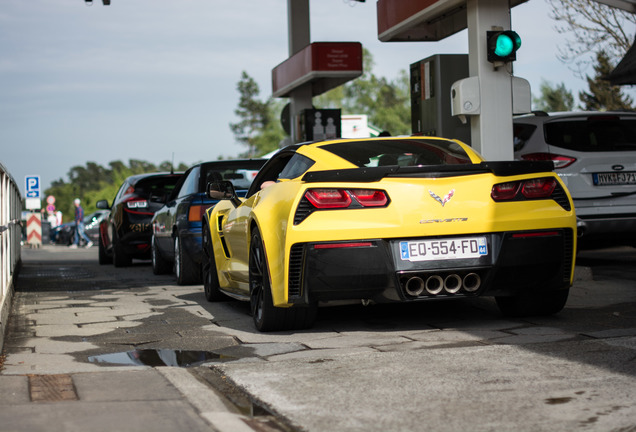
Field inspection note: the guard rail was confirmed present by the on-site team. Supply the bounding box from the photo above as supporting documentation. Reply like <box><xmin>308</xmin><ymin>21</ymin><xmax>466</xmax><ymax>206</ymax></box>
<box><xmin>0</xmin><ymin>162</ymin><xmax>22</xmax><ymax>350</ymax></box>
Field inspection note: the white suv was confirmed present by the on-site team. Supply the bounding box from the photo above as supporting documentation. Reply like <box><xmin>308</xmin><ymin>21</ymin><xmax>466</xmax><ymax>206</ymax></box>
<box><xmin>513</xmin><ymin>111</ymin><xmax>636</xmax><ymax>249</ymax></box>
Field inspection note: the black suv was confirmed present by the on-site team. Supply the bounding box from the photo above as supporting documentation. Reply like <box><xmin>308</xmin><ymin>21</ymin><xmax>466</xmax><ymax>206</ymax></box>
<box><xmin>97</xmin><ymin>172</ymin><xmax>183</xmax><ymax>266</ymax></box>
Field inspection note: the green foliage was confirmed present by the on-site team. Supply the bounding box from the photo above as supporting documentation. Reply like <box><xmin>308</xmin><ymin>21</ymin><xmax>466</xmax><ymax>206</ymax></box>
<box><xmin>43</xmin><ymin>159</ymin><xmax>188</xmax><ymax>223</ymax></box>
<box><xmin>230</xmin><ymin>71</ymin><xmax>285</xmax><ymax>157</ymax></box>
<box><xmin>579</xmin><ymin>51</ymin><xmax>634</xmax><ymax>111</ymax></box>
<box><xmin>231</xmin><ymin>50</ymin><xmax>412</xmax><ymax>154</ymax></box>
<box><xmin>533</xmin><ymin>80</ymin><xmax>576</xmax><ymax>112</ymax></box>
<box><xmin>315</xmin><ymin>50</ymin><xmax>411</xmax><ymax>135</ymax></box>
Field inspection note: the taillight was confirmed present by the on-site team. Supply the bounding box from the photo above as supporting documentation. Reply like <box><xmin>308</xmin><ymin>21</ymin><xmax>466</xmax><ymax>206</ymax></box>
<box><xmin>304</xmin><ymin>188</ymin><xmax>389</xmax><ymax>209</ymax></box>
<box><xmin>188</xmin><ymin>205</ymin><xmax>212</xmax><ymax>222</ymax></box>
<box><xmin>491</xmin><ymin>177</ymin><xmax>558</xmax><ymax>201</ymax></box>
<box><xmin>350</xmin><ymin>189</ymin><xmax>388</xmax><ymax>207</ymax></box>
<box><xmin>305</xmin><ymin>189</ymin><xmax>352</xmax><ymax>208</ymax></box>
<box><xmin>296</xmin><ymin>188</ymin><xmax>390</xmax><ymax>224</ymax></box>
<box><xmin>521</xmin><ymin>178</ymin><xmax>556</xmax><ymax>198</ymax></box>
<box><xmin>521</xmin><ymin>152</ymin><xmax>576</xmax><ymax>169</ymax></box>
<box><xmin>126</xmin><ymin>199</ymin><xmax>148</xmax><ymax>209</ymax></box>
<box><xmin>491</xmin><ymin>182</ymin><xmax>520</xmax><ymax>200</ymax></box>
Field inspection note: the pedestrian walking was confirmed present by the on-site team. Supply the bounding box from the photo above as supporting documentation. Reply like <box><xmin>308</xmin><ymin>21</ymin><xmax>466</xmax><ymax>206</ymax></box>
<box><xmin>69</xmin><ymin>198</ymin><xmax>93</xmax><ymax>248</ymax></box>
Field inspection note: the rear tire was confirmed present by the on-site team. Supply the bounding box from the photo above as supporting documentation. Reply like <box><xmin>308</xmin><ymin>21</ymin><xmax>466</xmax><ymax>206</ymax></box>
<box><xmin>98</xmin><ymin>236</ymin><xmax>112</xmax><ymax>265</ymax></box>
<box><xmin>202</xmin><ymin>222</ymin><xmax>227</xmax><ymax>302</ymax></box>
<box><xmin>174</xmin><ymin>235</ymin><xmax>201</xmax><ymax>285</ymax></box>
<box><xmin>113</xmin><ymin>230</ymin><xmax>132</xmax><ymax>267</ymax></box>
<box><xmin>496</xmin><ymin>288</ymin><xmax>569</xmax><ymax>317</ymax></box>
<box><xmin>249</xmin><ymin>227</ymin><xmax>316</xmax><ymax>332</ymax></box>
<box><xmin>151</xmin><ymin>235</ymin><xmax>171</xmax><ymax>275</ymax></box>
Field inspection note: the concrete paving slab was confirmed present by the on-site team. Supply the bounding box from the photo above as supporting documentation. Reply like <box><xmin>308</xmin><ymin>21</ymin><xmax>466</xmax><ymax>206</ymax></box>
<box><xmin>0</xmin><ymin>400</ymin><xmax>214</xmax><ymax>432</ymax></box>
<box><xmin>0</xmin><ymin>376</ymin><xmax>31</xmax><ymax>404</ymax></box>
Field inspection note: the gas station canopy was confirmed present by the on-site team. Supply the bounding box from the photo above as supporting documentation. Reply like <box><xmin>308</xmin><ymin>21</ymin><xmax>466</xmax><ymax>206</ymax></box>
<box><xmin>272</xmin><ymin>42</ymin><xmax>363</xmax><ymax>98</ymax></box>
<box><xmin>376</xmin><ymin>0</ymin><xmax>528</xmax><ymax>42</ymax></box>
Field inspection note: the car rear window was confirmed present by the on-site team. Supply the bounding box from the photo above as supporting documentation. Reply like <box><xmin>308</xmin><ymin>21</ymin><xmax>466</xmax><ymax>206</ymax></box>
<box><xmin>135</xmin><ymin>175</ymin><xmax>181</xmax><ymax>201</ymax></box>
<box><xmin>545</xmin><ymin>117</ymin><xmax>636</xmax><ymax>152</ymax></box>
<box><xmin>320</xmin><ymin>138</ymin><xmax>473</xmax><ymax>167</ymax></box>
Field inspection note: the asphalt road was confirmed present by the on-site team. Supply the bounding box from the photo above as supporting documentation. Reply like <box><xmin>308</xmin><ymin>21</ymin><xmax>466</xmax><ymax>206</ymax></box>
<box><xmin>2</xmin><ymin>244</ymin><xmax>636</xmax><ymax>431</ymax></box>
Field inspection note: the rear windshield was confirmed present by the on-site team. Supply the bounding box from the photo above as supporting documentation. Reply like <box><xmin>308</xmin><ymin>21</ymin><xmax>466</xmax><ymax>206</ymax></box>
<box><xmin>135</xmin><ymin>175</ymin><xmax>181</xmax><ymax>201</ymax></box>
<box><xmin>201</xmin><ymin>160</ymin><xmax>266</xmax><ymax>190</ymax></box>
<box><xmin>320</xmin><ymin>138</ymin><xmax>473</xmax><ymax>167</ymax></box>
<box><xmin>544</xmin><ymin>117</ymin><xmax>636</xmax><ymax>152</ymax></box>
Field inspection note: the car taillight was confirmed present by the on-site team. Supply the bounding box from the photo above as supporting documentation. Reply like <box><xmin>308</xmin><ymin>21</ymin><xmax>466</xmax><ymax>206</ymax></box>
<box><xmin>490</xmin><ymin>182</ymin><xmax>520</xmax><ymax>200</ymax></box>
<box><xmin>188</xmin><ymin>204</ymin><xmax>212</xmax><ymax>222</ymax></box>
<box><xmin>491</xmin><ymin>177</ymin><xmax>557</xmax><ymax>201</ymax></box>
<box><xmin>296</xmin><ymin>188</ymin><xmax>390</xmax><ymax>224</ymax></box>
<box><xmin>305</xmin><ymin>189</ymin><xmax>352</xmax><ymax>208</ymax></box>
<box><xmin>349</xmin><ymin>189</ymin><xmax>388</xmax><ymax>207</ymax></box>
<box><xmin>126</xmin><ymin>199</ymin><xmax>148</xmax><ymax>209</ymax></box>
<box><xmin>304</xmin><ymin>188</ymin><xmax>389</xmax><ymax>209</ymax></box>
<box><xmin>521</xmin><ymin>152</ymin><xmax>576</xmax><ymax>169</ymax></box>
<box><xmin>521</xmin><ymin>178</ymin><xmax>556</xmax><ymax>198</ymax></box>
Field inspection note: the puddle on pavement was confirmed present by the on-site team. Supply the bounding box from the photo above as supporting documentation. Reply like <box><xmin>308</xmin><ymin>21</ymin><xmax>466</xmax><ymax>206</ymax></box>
<box><xmin>88</xmin><ymin>349</ymin><xmax>237</xmax><ymax>367</ymax></box>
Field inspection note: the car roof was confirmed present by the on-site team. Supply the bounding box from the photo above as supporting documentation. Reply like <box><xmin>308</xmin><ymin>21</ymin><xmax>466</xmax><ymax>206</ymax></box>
<box><xmin>515</xmin><ymin>111</ymin><xmax>636</xmax><ymax>123</ymax></box>
<box><xmin>125</xmin><ymin>171</ymin><xmax>183</xmax><ymax>184</ymax></box>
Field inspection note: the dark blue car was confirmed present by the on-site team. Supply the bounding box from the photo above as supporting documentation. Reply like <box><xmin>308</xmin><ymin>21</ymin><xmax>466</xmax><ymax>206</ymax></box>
<box><xmin>150</xmin><ymin>159</ymin><xmax>266</xmax><ymax>285</ymax></box>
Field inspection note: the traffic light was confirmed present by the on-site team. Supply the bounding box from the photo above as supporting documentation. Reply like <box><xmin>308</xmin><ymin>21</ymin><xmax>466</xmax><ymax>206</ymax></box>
<box><xmin>487</xmin><ymin>31</ymin><xmax>521</xmax><ymax>63</ymax></box>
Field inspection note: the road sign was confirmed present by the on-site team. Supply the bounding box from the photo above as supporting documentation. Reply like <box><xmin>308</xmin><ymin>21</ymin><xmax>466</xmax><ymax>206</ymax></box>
<box><xmin>26</xmin><ymin>212</ymin><xmax>42</xmax><ymax>247</ymax></box>
<box><xmin>25</xmin><ymin>175</ymin><xmax>41</xmax><ymax>199</ymax></box>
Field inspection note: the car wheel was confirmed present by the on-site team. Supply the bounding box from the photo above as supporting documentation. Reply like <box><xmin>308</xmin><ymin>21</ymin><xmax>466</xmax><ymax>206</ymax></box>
<box><xmin>151</xmin><ymin>235</ymin><xmax>171</xmax><ymax>275</ymax></box>
<box><xmin>113</xmin><ymin>229</ymin><xmax>132</xmax><ymax>267</ymax></box>
<box><xmin>98</xmin><ymin>235</ymin><xmax>112</xmax><ymax>265</ymax></box>
<box><xmin>202</xmin><ymin>222</ymin><xmax>227</xmax><ymax>302</ymax></box>
<box><xmin>496</xmin><ymin>288</ymin><xmax>569</xmax><ymax>317</ymax></box>
<box><xmin>174</xmin><ymin>235</ymin><xmax>201</xmax><ymax>285</ymax></box>
<box><xmin>249</xmin><ymin>226</ymin><xmax>316</xmax><ymax>332</ymax></box>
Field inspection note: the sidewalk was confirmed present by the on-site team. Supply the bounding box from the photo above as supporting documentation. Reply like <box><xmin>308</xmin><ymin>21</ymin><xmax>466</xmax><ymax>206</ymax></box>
<box><xmin>0</xmin><ymin>245</ymin><xmax>286</xmax><ymax>432</ymax></box>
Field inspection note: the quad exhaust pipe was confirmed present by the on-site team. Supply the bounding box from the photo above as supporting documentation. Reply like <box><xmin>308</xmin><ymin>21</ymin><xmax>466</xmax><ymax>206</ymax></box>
<box><xmin>403</xmin><ymin>272</ymin><xmax>482</xmax><ymax>297</ymax></box>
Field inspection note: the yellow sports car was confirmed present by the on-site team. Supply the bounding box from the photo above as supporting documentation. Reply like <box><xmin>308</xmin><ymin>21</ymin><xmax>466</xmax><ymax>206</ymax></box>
<box><xmin>202</xmin><ymin>137</ymin><xmax>577</xmax><ymax>331</ymax></box>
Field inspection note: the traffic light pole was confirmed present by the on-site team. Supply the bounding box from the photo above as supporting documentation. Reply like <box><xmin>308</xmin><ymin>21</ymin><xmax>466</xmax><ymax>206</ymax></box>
<box><xmin>466</xmin><ymin>0</ymin><xmax>515</xmax><ymax>161</ymax></box>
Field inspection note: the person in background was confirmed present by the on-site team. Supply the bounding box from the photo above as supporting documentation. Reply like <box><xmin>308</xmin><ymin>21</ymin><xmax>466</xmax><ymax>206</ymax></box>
<box><xmin>69</xmin><ymin>198</ymin><xmax>93</xmax><ymax>249</ymax></box>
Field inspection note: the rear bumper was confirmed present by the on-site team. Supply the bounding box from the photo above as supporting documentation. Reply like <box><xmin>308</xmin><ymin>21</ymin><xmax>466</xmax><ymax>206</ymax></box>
<box><xmin>576</xmin><ymin>214</ymin><xmax>636</xmax><ymax>246</ymax></box>
<box><xmin>287</xmin><ymin>229</ymin><xmax>575</xmax><ymax>305</ymax></box>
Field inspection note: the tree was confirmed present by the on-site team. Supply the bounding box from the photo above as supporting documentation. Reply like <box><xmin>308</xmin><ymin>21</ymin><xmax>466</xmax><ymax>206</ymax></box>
<box><xmin>44</xmin><ymin>158</ymin><xmax>188</xmax><ymax>223</ymax></box>
<box><xmin>547</xmin><ymin>0</ymin><xmax>635</xmax><ymax>76</ymax></box>
<box><xmin>579</xmin><ymin>51</ymin><xmax>634</xmax><ymax>110</ymax></box>
<box><xmin>229</xmin><ymin>71</ymin><xmax>284</xmax><ymax>157</ymax></box>
<box><xmin>533</xmin><ymin>80</ymin><xmax>575</xmax><ymax>112</ymax></box>
<box><xmin>314</xmin><ymin>49</ymin><xmax>411</xmax><ymax>135</ymax></box>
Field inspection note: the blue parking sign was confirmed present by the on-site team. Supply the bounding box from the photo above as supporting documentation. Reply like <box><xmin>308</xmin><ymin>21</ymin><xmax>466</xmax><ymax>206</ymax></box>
<box><xmin>25</xmin><ymin>175</ymin><xmax>40</xmax><ymax>198</ymax></box>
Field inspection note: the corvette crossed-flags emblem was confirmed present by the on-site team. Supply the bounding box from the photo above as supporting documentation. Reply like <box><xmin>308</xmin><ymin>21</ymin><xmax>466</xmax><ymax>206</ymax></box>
<box><xmin>428</xmin><ymin>189</ymin><xmax>455</xmax><ymax>207</ymax></box>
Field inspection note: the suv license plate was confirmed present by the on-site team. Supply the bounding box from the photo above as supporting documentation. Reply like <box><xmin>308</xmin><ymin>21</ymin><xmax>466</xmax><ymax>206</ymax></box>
<box><xmin>400</xmin><ymin>237</ymin><xmax>488</xmax><ymax>262</ymax></box>
<box><xmin>593</xmin><ymin>172</ymin><xmax>636</xmax><ymax>186</ymax></box>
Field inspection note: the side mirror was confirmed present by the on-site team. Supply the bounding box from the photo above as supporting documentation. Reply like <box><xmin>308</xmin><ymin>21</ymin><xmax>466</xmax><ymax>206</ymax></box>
<box><xmin>207</xmin><ymin>181</ymin><xmax>241</xmax><ymax>208</ymax></box>
<box><xmin>96</xmin><ymin>199</ymin><xmax>110</xmax><ymax>210</ymax></box>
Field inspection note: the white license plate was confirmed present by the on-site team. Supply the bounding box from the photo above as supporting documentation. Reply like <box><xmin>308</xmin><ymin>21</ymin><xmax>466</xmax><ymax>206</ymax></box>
<box><xmin>399</xmin><ymin>237</ymin><xmax>488</xmax><ymax>262</ymax></box>
<box><xmin>593</xmin><ymin>172</ymin><xmax>636</xmax><ymax>186</ymax></box>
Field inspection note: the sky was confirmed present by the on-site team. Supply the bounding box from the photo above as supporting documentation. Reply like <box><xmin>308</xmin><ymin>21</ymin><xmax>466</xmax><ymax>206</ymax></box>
<box><xmin>0</xmin><ymin>0</ymin><xmax>630</xmax><ymax>196</ymax></box>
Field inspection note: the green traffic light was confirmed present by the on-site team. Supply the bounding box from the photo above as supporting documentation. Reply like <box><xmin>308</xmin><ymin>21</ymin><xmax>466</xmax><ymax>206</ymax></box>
<box><xmin>487</xmin><ymin>31</ymin><xmax>521</xmax><ymax>63</ymax></box>
<box><xmin>494</xmin><ymin>34</ymin><xmax>515</xmax><ymax>57</ymax></box>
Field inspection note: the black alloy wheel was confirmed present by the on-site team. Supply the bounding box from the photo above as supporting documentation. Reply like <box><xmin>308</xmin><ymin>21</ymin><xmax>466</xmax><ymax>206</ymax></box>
<box><xmin>202</xmin><ymin>222</ymin><xmax>226</xmax><ymax>302</ymax></box>
<box><xmin>248</xmin><ymin>226</ymin><xmax>316</xmax><ymax>332</ymax></box>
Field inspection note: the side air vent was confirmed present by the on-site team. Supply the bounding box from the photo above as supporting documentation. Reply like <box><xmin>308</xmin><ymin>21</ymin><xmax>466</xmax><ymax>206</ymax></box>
<box><xmin>288</xmin><ymin>244</ymin><xmax>305</xmax><ymax>297</ymax></box>
<box><xmin>552</xmin><ymin>183</ymin><xmax>572</xmax><ymax>211</ymax></box>
<box><xmin>294</xmin><ymin>197</ymin><xmax>314</xmax><ymax>225</ymax></box>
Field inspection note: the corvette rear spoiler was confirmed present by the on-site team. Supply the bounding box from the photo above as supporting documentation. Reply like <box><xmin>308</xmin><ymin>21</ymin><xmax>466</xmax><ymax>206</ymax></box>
<box><xmin>301</xmin><ymin>161</ymin><xmax>555</xmax><ymax>183</ymax></box>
